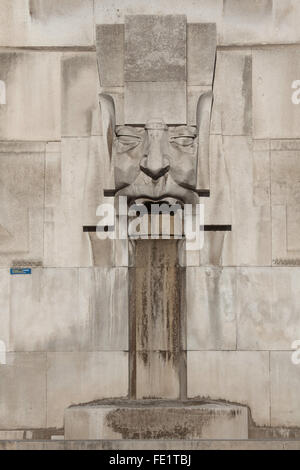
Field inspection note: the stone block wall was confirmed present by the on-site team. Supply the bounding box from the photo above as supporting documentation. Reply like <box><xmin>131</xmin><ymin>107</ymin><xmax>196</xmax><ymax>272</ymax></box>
<box><xmin>0</xmin><ymin>0</ymin><xmax>300</xmax><ymax>434</ymax></box>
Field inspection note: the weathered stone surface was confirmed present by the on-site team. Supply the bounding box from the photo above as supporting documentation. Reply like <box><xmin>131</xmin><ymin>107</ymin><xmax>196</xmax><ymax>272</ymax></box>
<box><xmin>221</xmin><ymin>136</ymin><xmax>271</xmax><ymax>266</ymax></box>
<box><xmin>270</xmin><ymin>352</ymin><xmax>300</xmax><ymax>427</ymax></box>
<box><xmin>136</xmin><ymin>352</ymin><xmax>181</xmax><ymax>399</ymax></box>
<box><xmin>237</xmin><ymin>268</ymin><xmax>300</xmax><ymax>350</ymax></box>
<box><xmin>0</xmin><ymin>143</ymin><xmax>45</xmax><ymax>267</ymax></box>
<box><xmin>64</xmin><ymin>401</ymin><xmax>248</xmax><ymax>440</ymax></box>
<box><xmin>211</xmin><ymin>50</ymin><xmax>252</xmax><ymax>136</ymax></box>
<box><xmin>0</xmin><ymin>270</ymin><xmax>9</xmax><ymax>352</ymax></box>
<box><xmin>0</xmin><ymin>0</ymin><xmax>94</xmax><ymax>46</ymax></box>
<box><xmin>187</xmin><ymin>268</ymin><xmax>236</xmax><ymax>350</ymax></box>
<box><xmin>187</xmin><ymin>23</ymin><xmax>216</xmax><ymax>85</ymax></box>
<box><xmin>124</xmin><ymin>82</ymin><xmax>186</xmax><ymax>124</ymax></box>
<box><xmin>271</xmin><ymin>147</ymin><xmax>300</xmax><ymax>264</ymax></box>
<box><xmin>47</xmin><ymin>352</ymin><xmax>128</xmax><ymax>428</ymax></box>
<box><xmin>44</xmin><ymin>137</ymin><xmax>110</xmax><ymax>267</ymax></box>
<box><xmin>62</xmin><ymin>53</ymin><xmax>101</xmax><ymax>137</ymax></box>
<box><xmin>0</xmin><ymin>353</ymin><xmax>46</xmax><ymax>428</ymax></box>
<box><xmin>0</xmin><ymin>52</ymin><xmax>60</xmax><ymax>140</ymax></box>
<box><xmin>253</xmin><ymin>46</ymin><xmax>300</xmax><ymax>139</ymax></box>
<box><xmin>95</xmin><ymin>0</ymin><xmax>223</xmax><ymax>26</ymax></box>
<box><xmin>273</xmin><ymin>0</ymin><xmax>300</xmax><ymax>44</ymax></box>
<box><xmin>96</xmin><ymin>24</ymin><xmax>124</xmax><ymax>87</ymax></box>
<box><xmin>100</xmin><ymin>88</ymin><xmax>124</xmax><ymax>125</ymax></box>
<box><xmin>187</xmin><ymin>351</ymin><xmax>270</xmax><ymax>426</ymax></box>
<box><xmin>5</xmin><ymin>268</ymin><xmax>128</xmax><ymax>352</ymax></box>
<box><xmin>187</xmin><ymin>86</ymin><xmax>211</xmax><ymax>126</ymax></box>
<box><xmin>125</xmin><ymin>15</ymin><xmax>186</xmax><ymax>82</ymax></box>
<box><xmin>221</xmin><ymin>0</ymin><xmax>273</xmax><ymax>45</ymax></box>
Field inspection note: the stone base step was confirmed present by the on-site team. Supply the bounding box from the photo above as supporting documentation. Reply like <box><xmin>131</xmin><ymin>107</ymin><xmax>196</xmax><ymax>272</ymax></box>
<box><xmin>64</xmin><ymin>400</ymin><xmax>248</xmax><ymax>440</ymax></box>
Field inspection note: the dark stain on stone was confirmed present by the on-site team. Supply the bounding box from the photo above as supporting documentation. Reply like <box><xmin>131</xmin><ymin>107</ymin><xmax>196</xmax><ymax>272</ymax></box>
<box><xmin>242</xmin><ymin>54</ymin><xmax>252</xmax><ymax>136</ymax></box>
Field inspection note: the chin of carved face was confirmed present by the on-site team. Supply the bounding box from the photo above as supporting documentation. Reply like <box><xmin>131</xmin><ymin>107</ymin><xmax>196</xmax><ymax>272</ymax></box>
<box><xmin>113</xmin><ymin>119</ymin><xmax>199</xmax><ymax>205</ymax></box>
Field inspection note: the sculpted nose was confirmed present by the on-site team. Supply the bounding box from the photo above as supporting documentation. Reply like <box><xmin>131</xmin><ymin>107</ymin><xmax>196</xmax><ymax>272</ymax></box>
<box><xmin>140</xmin><ymin>134</ymin><xmax>170</xmax><ymax>180</ymax></box>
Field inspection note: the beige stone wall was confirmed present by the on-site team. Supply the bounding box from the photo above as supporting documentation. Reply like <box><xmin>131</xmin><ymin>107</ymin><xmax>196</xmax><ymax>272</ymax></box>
<box><xmin>0</xmin><ymin>0</ymin><xmax>300</xmax><ymax>432</ymax></box>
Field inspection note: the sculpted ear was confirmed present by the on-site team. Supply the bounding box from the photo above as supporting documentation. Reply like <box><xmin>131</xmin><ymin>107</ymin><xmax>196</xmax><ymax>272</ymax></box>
<box><xmin>99</xmin><ymin>93</ymin><xmax>116</xmax><ymax>163</ymax></box>
<box><xmin>196</xmin><ymin>91</ymin><xmax>213</xmax><ymax>190</ymax></box>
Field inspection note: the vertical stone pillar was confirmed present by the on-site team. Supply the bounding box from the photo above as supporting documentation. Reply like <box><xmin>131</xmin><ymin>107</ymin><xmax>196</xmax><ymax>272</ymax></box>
<box><xmin>129</xmin><ymin>239</ymin><xmax>186</xmax><ymax>400</ymax></box>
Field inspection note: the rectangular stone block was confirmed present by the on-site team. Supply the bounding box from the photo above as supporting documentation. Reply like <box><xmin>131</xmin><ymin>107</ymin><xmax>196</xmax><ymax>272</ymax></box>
<box><xmin>96</xmin><ymin>24</ymin><xmax>124</xmax><ymax>87</ymax></box>
<box><xmin>270</xmin><ymin>351</ymin><xmax>300</xmax><ymax>427</ymax></box>
<box><xmin>237</xmin><ymin>268</ymin><xmax>300</xmax><ymax>350</ymax></box>
<box><xmin>0</xmin><ymin>353</ymin><xmax>46</xmax><ymax>428</ymax></box>
<box><xmin>0</xmin><ymin>269</ymin><xmax>9</xmax><ymax>352</ymax></box>
<box><xmin>125</xmin><ymin>15</ymin><xmax>186</xmax><ymax>82</ymax></box>
<box><xmin>47</xmin><ymin>352</ymin><xmax>128</xmax><ymax>428</ymax></box>
<box><xmin>187</xmin><ymin>351</ymin><xmax>270</xmax><ymax>426</ymax></box>
<box><xmin>62</xmin><ymin>53</ymin><xmax>101</xmax><ymax>137</ymax></box>
<box><xmin>125</xmin><ymin>82</ymin><xmax>186</xmax><ymax>125</ymax></box>
<box><xmin>0</xmin><ymin>143</ymin><xmax>45</xmax><ymax>267</ymax></box>
<box><xmin>211</xmin><ymin>50</ymin><xmax>252</xmax><ymax>136</ymax></box>
<box><xmin>187</xmin><ymin>267</ymin><xmax>236</xmax><ymax>350</ymax></box>
<box><xmin>187</xmin><ymin>86</ymin><xmax>211</xmax><ymax>125</ymax></box>
<box><xmin>253</xmin><ymin>46</ymin><xmax>300</xmax><ymax>139</ymax></box>
<box><xmin>273</xmin><ymin>0</ymin><xmax>300</xmax><ymax>44</ymax></box>
<box><xmin>0</xmin><ymin>0</ymin><xmax>94</xmax><ymax>46</ymax></box>
<box><xmin>136</xmin><ymin>352</ymin><xmax>181</xmax><ymax>400</ymax></box>
<box><xmin>0</xmin><ymin>52</ymin><xmax>61</xmax><ymax>140</ymax></box>
<box><xmin>187</xmin><ymin>23</ymin><xmax>216</xmax><ymax>85</ymax></box>
<box><xmin>7</xmin><ymin>267</ymin><xmax>128</xmax><ymax>352</ymax></box>
<box><xmin>221</xmin><ymin>0</ymin><xmax>273</xmax><ymax>45</ymax></box>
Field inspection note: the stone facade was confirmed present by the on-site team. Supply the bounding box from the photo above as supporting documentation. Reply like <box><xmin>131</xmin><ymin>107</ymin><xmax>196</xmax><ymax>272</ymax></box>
<box><xmin>0</xmin><ymin>0</ymin><xmax>300</xmax><ymax>440</ymax></box>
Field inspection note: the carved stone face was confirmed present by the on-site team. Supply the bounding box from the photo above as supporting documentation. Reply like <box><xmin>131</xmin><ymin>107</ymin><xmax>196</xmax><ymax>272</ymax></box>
<box><xmin>114</xmin><ymin>119</ymin><xmax>198</xmax><ymax>205</ymax></box>
<box><xmin>99</xmin><ymin>91</ymin><xmax>212</xmax><ymax>206</ymax></box>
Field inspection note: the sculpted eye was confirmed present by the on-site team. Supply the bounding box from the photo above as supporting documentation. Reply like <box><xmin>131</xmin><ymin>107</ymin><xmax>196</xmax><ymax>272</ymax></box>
<box><xmin>117</xmin><ymin>135</ymin><xmax>141</xmax><ymax>144</ymax></box>
<box><xmin>170</xmin><ymin>136</ymin><xmax>196</xmax><ymax>147</ymax></box>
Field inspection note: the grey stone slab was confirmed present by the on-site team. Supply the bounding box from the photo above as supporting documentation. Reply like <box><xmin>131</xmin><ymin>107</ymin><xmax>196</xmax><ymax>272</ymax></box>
<box><xmin>273</xmin><ymin>0</ymin><xmax>300</xmax><ymax>44</ymax></box>
<box><xmin>100</xmin><ymin>88</ymin><xmax>124</xmax><ymax>125</ymax></box>
<box><xmin>62</xmin><ymin>53</ymin><xmax>101</xmax><ymax>137</ymax></box>
<box><xmin>0</xmin><ymin>269</ymin><xmax>9</xmax><ymax>353</ymax></box>
<box><xmin>270</xmin><ymin>140</ymin><xmax>300</xmax><ymax>151</ymax></box>
<box><xmin>65</xmin><ymin>402</ymin><xmax>248</xmax><ymax>440</ymax></box>
<box><xmin>125</xmin><ymin>81</ymin><xmax>186</xmax><ymax>125</ymax></box>
<box><xmin>270</xmin><ymin>352</ymin><xmax>300</xmax><ymax>427</ymax></box>
<box><xmin>187</xmin><ymin>23</ymin><xmax>216</xmax><ymax>86</ymax></box>
<box><xmin>221</xmin><ymin>0</ymin><xmax>273</xmax><ymax>45</ymax></box>
<box><xmin>187</xmin><ymin>351</ymin><xmax>270</xmax><ymax>426</ymax></box>
<box><xmin>237</xmin><ymin>268</ymin><xmax>300</xmax><ymax>350</ymax></box>
<box><xmin>124</xmin><ymin>15</ymin><xmax>186</xmax><ymax>82</ymax></box>
<box><xmin>0</xmin><ymin>52</ymin><xmax>61</xmax><ymax>140</ymax></box>
<box><xmin>46</xmin><ymin>352</ymin><xmax>128</xmax><ymax>428</ymax></box>
<box><xmin>96</xmin><ymin>24</ymin><xmax>124</xmax><ymax>87</ymax></box>
<box><xmin>187</xmin><ymin>86</ymin><xmax>211</xmax><ymax>125</ymax></box>
<box><xmin>253</xmin><ymin>46</ymin><xmax>300</xmax><ymax>139</ymax></box>
<box><xmin>7</xmin><ymin>267</ymin><xmax>128</xmax><ymax>352</ymax></box>
<box><xmin>187</xmin><ymin>267</ymin><xmax>237</xmax><ymax>350</ymax></box>
<box><xmin>211</xmin><ymin>50</ymin><xmax>252</xmax><ymax>136</ymax></box>
<box><xmin>0</xmin><ymin>144</ymin><xmax>45</xmax><ymax>267</ymax></box>
<box><xmin>0</xmin><ymin>0</ymin><xmax>94</xmax><ymax>46</ymax></box>
<box><xmin>0</xmin><ymin>353</ymin><xmax>46</xmax><ymax>428</ymax></box>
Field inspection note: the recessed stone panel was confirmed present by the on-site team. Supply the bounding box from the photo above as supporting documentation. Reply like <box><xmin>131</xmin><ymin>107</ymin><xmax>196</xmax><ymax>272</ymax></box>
<box><xmin>125</xmin><ymin>81</ymin><xmax>186</xmax><ymax>124</ymax></box>
<box><xmin>125</xmin><ymin>15</ymin><xmax>186</xmax><ymax>82</ymax></box>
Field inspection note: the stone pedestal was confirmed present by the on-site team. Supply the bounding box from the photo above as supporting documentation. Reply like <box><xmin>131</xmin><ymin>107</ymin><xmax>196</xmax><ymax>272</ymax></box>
<box><xmin>64</xmin><ymin>400</ymin><xmax>248</xmax><ymax>440</ymax></box>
